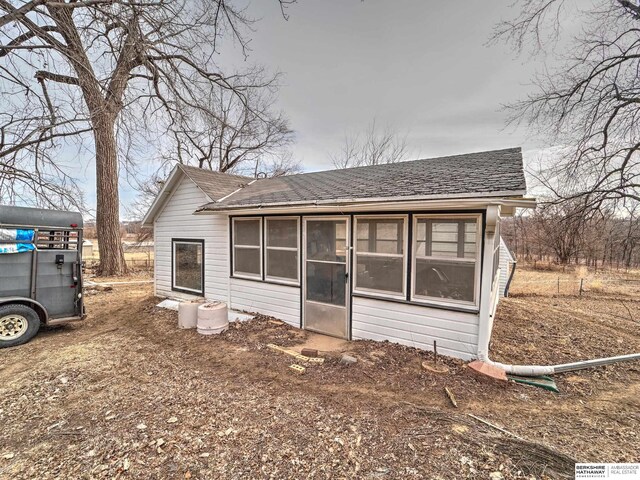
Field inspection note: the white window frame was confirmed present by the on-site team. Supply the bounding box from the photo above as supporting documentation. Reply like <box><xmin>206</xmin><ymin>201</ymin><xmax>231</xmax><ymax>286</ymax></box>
<box><xmin>353</xmin><ymin>214</ymin><xmax>408</xmax><ymax>300</ymax></box>
<box><xmin>172</xmin><ymin>239</ymin><xmax>204</xmax><ymax>295</ymax></box>
<box><xmin>232</xmin><ymin>217</ymin><xmax>262</xmax><ymax>280</ymax></box>
<box><xmin>411</xmin><ymin>214</ymin><xmax>482</xmax><ymax>308</ymax></box>
<box><xmin>265</xmin><ymin>216</ymin><xmax>300</xmax><ymax>285</ymax></box>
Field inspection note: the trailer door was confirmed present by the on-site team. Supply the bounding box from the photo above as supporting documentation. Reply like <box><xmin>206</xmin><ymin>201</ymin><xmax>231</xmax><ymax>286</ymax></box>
<box><xmin>35</xmin><ymin>250</ymin><xmax>79</xmax><ymax>318</ymax></box>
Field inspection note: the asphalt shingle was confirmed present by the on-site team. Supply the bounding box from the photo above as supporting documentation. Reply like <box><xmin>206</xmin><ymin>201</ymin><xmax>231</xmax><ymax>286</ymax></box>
<box><xmin>178</xmin><ymin>165</ymin><xmax>251</xmax><ymax>201</ymax></box>
<box><xmin>193</xmin><ymin>147</ymin><xmax>526</xmax><ymax>211</ymax></box>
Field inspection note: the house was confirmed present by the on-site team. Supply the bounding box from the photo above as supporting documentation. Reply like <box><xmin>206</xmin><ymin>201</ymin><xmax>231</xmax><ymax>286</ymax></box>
<box><xmin>142</xmin><ymin>147</ymin><xmax>534</xmax><ymax>361</ymax></box>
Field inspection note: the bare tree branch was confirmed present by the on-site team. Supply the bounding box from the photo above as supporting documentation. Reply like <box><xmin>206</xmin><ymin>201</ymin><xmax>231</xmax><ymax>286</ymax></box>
<box><xmin>331</xmin><ymin>119</ymin><xmax>409</xmax><ymax>169</ymax></box>
<box><xmin>495</xmin><ymin>0</ymin><xmax>640</xmax><ymax>215</ymax></box>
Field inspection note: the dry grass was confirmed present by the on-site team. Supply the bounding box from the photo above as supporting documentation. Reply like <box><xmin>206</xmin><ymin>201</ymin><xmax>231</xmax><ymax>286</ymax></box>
<box><xmin>83</xmin><ymin>239</ymin><xmax>154</xmax><ymax>262</ymax></box>
<box><xmin>1</xmin><ymin>269</ymin><xmax>639</xmax><ymax>479</ymax></box>
<box><xmin>509</xmin><ymin>263</ymin><xmax>640</xmax><ymax>298</ymax></box>
<box><xmin>83</xmin><ymin>239</ymin><xmax>154</xmax><ymax>273</ymax></box>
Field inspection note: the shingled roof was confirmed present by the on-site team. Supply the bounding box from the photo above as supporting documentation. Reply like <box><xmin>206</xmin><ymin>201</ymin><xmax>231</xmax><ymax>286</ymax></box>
<box><xmin>179</xmin><ymin>164</ymin><xmax>251</xmax><ymax>201</ymax></box>
<box><xmin>195</xmin><ymin>147</ymin><xmax>526</xmax><ymax>212</ymax></box>
<box><xmin>141</xmin><ymin>164</ymin><xmax>251</xmax><ymax>226</ymax></box>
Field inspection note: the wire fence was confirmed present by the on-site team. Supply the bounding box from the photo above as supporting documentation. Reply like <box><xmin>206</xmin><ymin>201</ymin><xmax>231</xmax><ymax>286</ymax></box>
<box><xmin>510</xmin><ymin>275</ymin><xmax>640</xmax><ymax>297</ymax></box>
<box><xmin>84</xmin><ymin>257</ymin><xmax>153</xmax><ymax>273</ymax></box>
<box><xmin>124</xmin><ymin>258</ymin><xmax>153</xmax><ymax>272</ymax></box>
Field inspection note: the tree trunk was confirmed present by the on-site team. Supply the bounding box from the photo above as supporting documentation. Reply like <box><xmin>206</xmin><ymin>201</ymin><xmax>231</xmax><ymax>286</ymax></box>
<box><xmin>94</xmin><ymin>114</ymin><xmax>127</xmax><ymax>276</ymax></box>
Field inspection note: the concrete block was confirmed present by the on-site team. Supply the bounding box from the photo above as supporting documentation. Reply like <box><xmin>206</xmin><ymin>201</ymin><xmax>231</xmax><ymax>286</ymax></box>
<box><xmin>289</xmin><ymin>364</ymin><xmax>305</xmax><ymax>374</ymax></box>
<box><xmin>340</xmin><ymin>354</ymin><xmax>357</xmax><ymax>365</ymax></box>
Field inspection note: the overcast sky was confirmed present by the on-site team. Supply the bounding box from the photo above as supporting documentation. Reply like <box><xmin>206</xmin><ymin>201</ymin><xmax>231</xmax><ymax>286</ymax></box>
<box><xmin>108</xmin><ymin>1</ymin><xmax>556</xmax><ymax>215</ymax></box>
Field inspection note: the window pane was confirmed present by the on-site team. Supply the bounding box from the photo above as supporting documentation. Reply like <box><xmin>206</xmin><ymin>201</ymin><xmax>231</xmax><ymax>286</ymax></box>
<box><xmin>234</xmin><ymin>247</ymin><xmax>260</xmax><ymax>275</ymax></box>
<box><xmin>356</xmin><ymin>218</ymin><xmax>403</xmax><ymax>254</ymax></box>
<box><xmin>432</xmin><ymin>222</ymin><xmax>458</xmax><ymax>242</ymax></box>
<box><xmin>175</xmin><ymin>242</ymin><xmax>203</xmax><ymax>292</ymax></box>
<box><xmin>306</xmin><ymin>220</ymin><xmax>347</xmax><ymax>262</ymax></box>
<box><xmin>416</xmin><ymin>221</ymin><xmax>427</xmax><ymax>242</ymax></box>
<box><xmin>464</xmin><ymin>243</ymin><xmax>477</xmax><ymax>258</ymax></box>
<box><xmin>306</xmin><ymin>261</ymin><xmax>346</xmax><ymax>306</ymax></box>
<box><xmin>234</xmin><ymin>219</ymin><xmax>260</xmax><ymax>246</ymax></box>
<box><xmin>267</xmin><ymin>219</ymin><xmax>298</xmax><ymax>248</ymax></box>
<box><xmin>414</xmin><ymin>258</ymin><xmax>475</xmax><ymax>302</ymax></box>
<box><xmin>416</xmin><ymin>218</ymin><xmax>478</xmax><ymax>260</ymax></box>
<box><xmin>267</xmin><ymin>248</ymin><xmax>298</xmax><ymax>280</ymax></box>
<box><xmin>464</xmin><ymin>221</ymin><xmax>477</xmax><ymax>241</ymax></box>
<box><xmin>356</xmin><ymin>224</ymin><xmax>370</xmax><ymax>254</ymax></box>
<box><xmin>431</xmin><ymin>241</ymin><xmax>458</xmax><ymax>257</ymax></box>
<box><xmin>356</xmin><ymin>256</ymin><xmax>403</xmax><ymax>293</ymax></box>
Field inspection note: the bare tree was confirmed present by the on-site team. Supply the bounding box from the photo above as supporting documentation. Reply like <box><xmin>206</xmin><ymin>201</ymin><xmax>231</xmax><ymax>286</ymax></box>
<box><xmin>504</xmin><ymin>198</ymin><xmax>640</xmax><ymax>269</ymax></box>
<box><xmin>258</xmin><ymin>151</ymin><xmax>302</xmax><ymax>178</ymax></box>
<box><xmin>494</xmin><ymin>0</ymin><xmax>640</xmax><ymax>214</ymax></box>
<box><xmin>0</xmin><ymin>0</ymin><xmax>294</xmax><ymax>275</ymax></box>
<box><xmin>161</xmin><ymin>74</ymin><xmax>296</xmax><ymax>176</ymax></box>
<box><xmin>331</xmin><ymin>119</ymin><xmax>409</xmax><ymax>169</ymax></box>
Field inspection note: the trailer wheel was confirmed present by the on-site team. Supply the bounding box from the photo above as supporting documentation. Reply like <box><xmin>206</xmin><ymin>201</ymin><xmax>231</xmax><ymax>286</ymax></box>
<box><xmin>0</xmin><ymin>304</ymin><xmax>41</xmax><ymax>348</ymax></box>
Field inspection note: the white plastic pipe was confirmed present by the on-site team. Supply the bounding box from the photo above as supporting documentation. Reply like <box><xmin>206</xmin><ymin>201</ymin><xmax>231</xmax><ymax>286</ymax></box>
<box><xmin>480</xmin><ymin>353</ymin><xmax>640</xmax><ymax>377</ymax></box>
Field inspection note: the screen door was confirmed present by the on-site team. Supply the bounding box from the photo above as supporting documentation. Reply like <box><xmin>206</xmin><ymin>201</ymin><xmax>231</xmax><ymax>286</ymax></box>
<box><xmin>303</xmin><ymin>217</ymin><xmax>349</xmax><ymax>338</ymax></box>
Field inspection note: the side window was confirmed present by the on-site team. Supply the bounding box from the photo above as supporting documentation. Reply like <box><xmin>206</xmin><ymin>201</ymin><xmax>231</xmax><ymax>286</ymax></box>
<box><xmin>354</xmin><ymin>216</ymin><xmax>407</xmax><ymax>297</ymax></box>
<box><xmin>412</xmin><ymin>216</ymin><xmax>481</xmax><ymax>305</ymax></box>
<box><xmin>172</xmin><ymin>239</ymin><xmax>204</xmax><ymax>295</ymax></box>
<box><xmin>232</xmin><ymin>218</ymin><xmax>262</xmax><ymax>278</ymax></box>
<box><xmin>265</xmin><ymin>218</ymin><xmax>299</xmax><ymax>283</ymax></box>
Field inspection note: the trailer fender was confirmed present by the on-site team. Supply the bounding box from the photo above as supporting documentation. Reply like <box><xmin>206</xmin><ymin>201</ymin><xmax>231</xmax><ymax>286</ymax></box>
<box><xmin>0</xmin><ymin>297</ymin><xmax>48</xmax><ymax>323</ymax></box>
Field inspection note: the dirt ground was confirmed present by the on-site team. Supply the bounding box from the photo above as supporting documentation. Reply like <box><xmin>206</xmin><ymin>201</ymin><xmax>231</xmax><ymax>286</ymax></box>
<box><xmin>1</xmin><ymin>267</ymin><xmax>639</xmax><ymax>479</ymax></box>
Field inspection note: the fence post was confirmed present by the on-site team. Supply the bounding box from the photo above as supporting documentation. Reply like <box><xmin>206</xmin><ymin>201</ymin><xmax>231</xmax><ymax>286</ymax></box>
<box><xmin>557</xmin><ymin>276</ymin><xmax>560</xmax><ymax>295</ymax></box>
<box><xmin>579</xmin><ymin>278</ymin><xmax>584</xmax><ymax>296</ymax></box>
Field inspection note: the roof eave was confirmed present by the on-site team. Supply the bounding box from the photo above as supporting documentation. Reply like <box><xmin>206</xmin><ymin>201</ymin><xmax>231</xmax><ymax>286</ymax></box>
<box><xmin>194</xmin><ymin>190</ymin><xmax>534</xmax><ymax>214</ymax></box>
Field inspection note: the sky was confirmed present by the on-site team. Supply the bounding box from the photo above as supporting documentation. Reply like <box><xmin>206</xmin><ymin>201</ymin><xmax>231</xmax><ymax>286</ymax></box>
<box><xmin>80</xmin><ymin>1</ymin><xmax>558</xmax><ymax>216</ymax></box>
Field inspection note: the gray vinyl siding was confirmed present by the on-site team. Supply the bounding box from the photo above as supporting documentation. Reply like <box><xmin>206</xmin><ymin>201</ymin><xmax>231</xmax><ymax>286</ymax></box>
<box><xmin>229</xmin><ymin>278</ymin><xmax>300</xmax><ymax>328</ymax></box>
<box><xmin>154</xmin><ymin>177</ymin><xmax>228</xmax><ymax>301</ymax></box>
<box><xmin>351</xmin><ymin>296</ymin><xmax>479</xmax><ymax>360</ymax></box>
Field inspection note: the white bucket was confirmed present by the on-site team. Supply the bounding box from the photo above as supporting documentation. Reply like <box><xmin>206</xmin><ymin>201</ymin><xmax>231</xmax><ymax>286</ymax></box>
<box><xmin>197</xmin><ymin>302</ymin><xmax>229</xmax><ymax>335</ymax></box>
<box><xmin>178</xmin><ymin>299</ymin><xmax>205</xmax><ymax>329</ymax></box>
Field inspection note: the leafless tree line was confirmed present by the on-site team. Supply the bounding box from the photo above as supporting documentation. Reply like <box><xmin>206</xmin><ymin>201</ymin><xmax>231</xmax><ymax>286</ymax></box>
<box><xmin>331</xmin><ymin>119</ymin><xmax>409</xmax><ymax>169</ymax></box>
<box><xmin>503</xmin><ymin>201</ymin><xmax>640</xmax><ymax>269</ymax></box>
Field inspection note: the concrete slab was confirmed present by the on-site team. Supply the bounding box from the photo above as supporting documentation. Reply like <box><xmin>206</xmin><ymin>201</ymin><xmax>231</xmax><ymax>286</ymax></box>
<box><xmin>155</xmin><ymin>300</ymin><xmax>255</xmax><ymax>323</ymax></box>
<box><xmin>292</xmin><ymin>332</ymin><xmax>350</xmax><ymax>354</ymax></box>
<box><xmin>157</xmin><ymin>299</ymin><xmax>180</xmax><ymax>311</ymax></box>
<box><xmin>229</xmin><ymin>311</ymin><xmax>254</xmax><ymax>322</ymax></box>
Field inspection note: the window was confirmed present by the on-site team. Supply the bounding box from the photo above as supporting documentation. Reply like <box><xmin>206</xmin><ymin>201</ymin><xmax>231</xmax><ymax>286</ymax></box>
<box><xmin>172</xmin><ymin>239</ymin><xmax>204</xmax><ymax>295</ymax></box>
<box><xmin>266</xmin><ymin>217</ymin><xmax>299</xmax><ymax>283</ymax></box>
<box><xmin>232</xmin><ymin>218</ymin><xmax>262</xmax><ymax>278</ymax></box>
<box><xmin>354</xmin><ymin>216</ymin><xmax>407</xmax><ymax>297</ymax></box>
<box><xmin>412</xmin><ymin>215</ymin><xmax>481</xmax><ymax>305</ymax></box>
